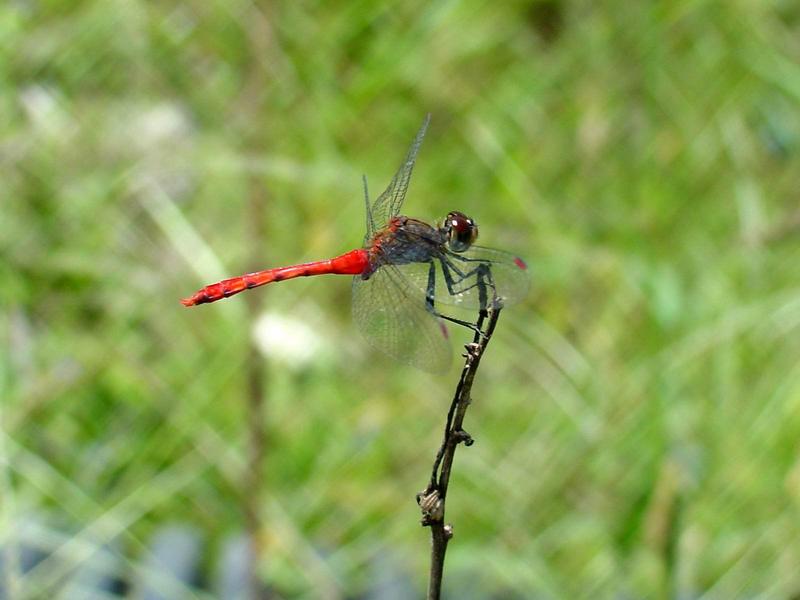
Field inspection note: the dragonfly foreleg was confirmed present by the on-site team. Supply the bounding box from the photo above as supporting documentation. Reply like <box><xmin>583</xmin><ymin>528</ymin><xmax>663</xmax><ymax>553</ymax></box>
<box><xmin>439</xmin><ymin>257</ymin><xmax>496</xmax><ymax>312</ymax></box>
<box><xmin>424</xmin><ymin>261</ymin><xmax>485</xmax><ymax>337</ymax></box>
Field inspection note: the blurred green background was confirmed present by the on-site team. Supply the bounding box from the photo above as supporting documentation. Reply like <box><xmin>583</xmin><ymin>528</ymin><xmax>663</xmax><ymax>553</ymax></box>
<box><xmin>4</xmin><ymin>1</ymin><xmax>800</xmax><ymax>598</ymax></box>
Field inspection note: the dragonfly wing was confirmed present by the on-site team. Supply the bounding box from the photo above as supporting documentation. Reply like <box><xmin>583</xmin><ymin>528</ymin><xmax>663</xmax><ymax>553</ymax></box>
<box><xmin>390</xmin><ymin>245</ymin><xmax>530</xmax><ymax>310</ymax></box>
<box><xmin>352</xmin><ymin>262</ymin><xmax>451</xmax><ymax>374</ymax></box>
<box><xmin>368</xmin><ymin>115</ymin><xmax>430</xmax><ymax>234</ymax></box>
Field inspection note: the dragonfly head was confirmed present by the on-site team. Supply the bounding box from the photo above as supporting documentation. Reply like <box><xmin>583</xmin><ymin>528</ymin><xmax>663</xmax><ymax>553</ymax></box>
<box><xmin>442</xmin><ymin>211</ymin><xmax>478</xmax><ymax>253</ymax></box>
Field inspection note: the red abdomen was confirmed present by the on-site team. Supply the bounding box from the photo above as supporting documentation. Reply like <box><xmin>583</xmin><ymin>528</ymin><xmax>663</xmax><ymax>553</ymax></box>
<box><xmin>181</xmin><ymin>249</ymin><xmax>369</xmax><ymax>306</ymax></box>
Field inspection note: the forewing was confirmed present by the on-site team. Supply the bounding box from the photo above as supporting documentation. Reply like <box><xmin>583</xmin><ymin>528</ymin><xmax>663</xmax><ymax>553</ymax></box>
<box><xmin>391</xmin><ymin>245</ymin><xmax>530</xmax><ymax>310</ymax></box>
<box><xmin>368</xmin><ymin>115</ymin><xmax>430</xmax><ymax>235</ymax></box>
<box><xmin>352</xmin><ymin>263</ymin><xmax>451</xmax><ymax>374</ymax></box>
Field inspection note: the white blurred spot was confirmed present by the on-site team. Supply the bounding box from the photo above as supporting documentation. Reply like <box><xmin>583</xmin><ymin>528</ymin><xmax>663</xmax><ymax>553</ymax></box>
<box><xmin>19</xmin><ymin>85</ymin><xmax>73</xmax><ymax>136</ymax></box>
<box><xmin>252</xmin><ymin>311</ymin><xmax>326</xmax><ymax>369</ymax></box>
<box><xmin>130</xmin><ymin>102</ymin><xmax>192</xmax><ymax>151</ymax></box>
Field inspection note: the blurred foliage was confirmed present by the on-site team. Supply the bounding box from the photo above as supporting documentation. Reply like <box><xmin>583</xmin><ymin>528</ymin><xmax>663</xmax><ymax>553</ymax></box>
<box><xmin>3</xmin><ymin>0</ymin><xmax>800</xmax><ymax>597</ymax></box>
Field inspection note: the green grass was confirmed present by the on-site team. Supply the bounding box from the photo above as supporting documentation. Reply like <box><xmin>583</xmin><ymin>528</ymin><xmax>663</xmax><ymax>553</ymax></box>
<box><xmin>3</xmin><ymin>0</ymin><xmax>800</xmax><ymax>597</ymax></box>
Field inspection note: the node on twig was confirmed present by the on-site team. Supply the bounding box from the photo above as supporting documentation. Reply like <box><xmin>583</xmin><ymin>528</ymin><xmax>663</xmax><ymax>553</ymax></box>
<box><xmin>417</xmin><ymin>488</ymin><xmax>444</xmax><ymax>524</ymax></box>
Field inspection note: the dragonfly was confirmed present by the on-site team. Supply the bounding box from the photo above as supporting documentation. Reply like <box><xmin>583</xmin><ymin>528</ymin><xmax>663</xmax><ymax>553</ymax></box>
<box><xmin>182</xmin><ymin>116</ymin><xmax>529</xmax><ymax>372</ymax></box>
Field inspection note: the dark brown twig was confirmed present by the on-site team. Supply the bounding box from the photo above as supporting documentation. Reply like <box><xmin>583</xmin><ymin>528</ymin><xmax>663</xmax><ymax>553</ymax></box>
<box><xmin>417</xmin><ymin>300</ymin><xmax>503</xmax><ymax>600</ymax></box>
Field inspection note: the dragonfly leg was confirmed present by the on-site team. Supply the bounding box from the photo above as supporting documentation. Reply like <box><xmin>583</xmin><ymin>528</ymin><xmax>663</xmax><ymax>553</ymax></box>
<box><xmin>439</xmin><ymin>257</ymin><xmax>496</xmax><ymax>312</ymax></box>
<box><xmin>444</xmin><ymin>252</ymin><xmax>506</xmax><ymax>303</ymax></box>
<box><xmin>424</xmin><ymin>261</ymin><xmax>486</xmax><ymax>337</ymax></box>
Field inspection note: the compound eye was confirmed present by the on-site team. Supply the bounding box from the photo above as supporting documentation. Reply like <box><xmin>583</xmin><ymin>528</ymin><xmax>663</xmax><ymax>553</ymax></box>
<box><xmin>446</xmin><ymin>211</ymin><xmax>478</xmax><ymax>252</ymax></box>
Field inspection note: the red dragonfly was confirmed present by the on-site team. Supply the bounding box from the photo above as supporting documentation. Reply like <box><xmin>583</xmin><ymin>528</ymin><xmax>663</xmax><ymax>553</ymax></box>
<box><xmin>182</xmin><ymin>116</ymin><xmax>529</xmax><ymax>372</ymax></box>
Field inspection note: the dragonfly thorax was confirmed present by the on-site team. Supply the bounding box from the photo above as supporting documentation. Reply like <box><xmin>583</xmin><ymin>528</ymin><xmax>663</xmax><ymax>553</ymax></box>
<box><xmin>440</xmin><ymin>211</ymin><xmax>479</xmax><ymax>253</ymax></box>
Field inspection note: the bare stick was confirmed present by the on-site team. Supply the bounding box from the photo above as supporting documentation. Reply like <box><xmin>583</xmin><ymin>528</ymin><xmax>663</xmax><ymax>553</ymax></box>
<box><xmin>417</xmin><ymin>300</ymin><xmax>503</xmax><ymax>600</ymax></box>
